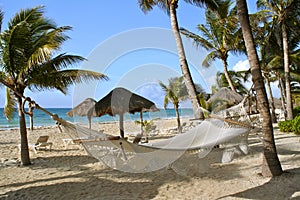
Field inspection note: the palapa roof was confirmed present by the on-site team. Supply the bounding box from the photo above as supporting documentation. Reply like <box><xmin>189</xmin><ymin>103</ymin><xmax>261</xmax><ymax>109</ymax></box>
<box><xmin>67</xmin><ymin>98</ymin><xmax>97</xmax><ymax>117</ymax></box>
<box><xmin>90</xmin><ymin>87</ymin><xmax>159</xmax><ymax>117</ymax></box>
<box><xmin>208</xmin><ymin>87</ymin><xmax>243</xmax><ymax>104</ymax></box>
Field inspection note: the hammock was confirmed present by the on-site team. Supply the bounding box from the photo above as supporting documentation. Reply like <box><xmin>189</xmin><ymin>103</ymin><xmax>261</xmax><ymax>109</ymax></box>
<box><xmin>25</xmin><ymin>97</ymin><xmax>252</xmax><ymax>173</ymax></box>
<box><xmin>54</xmin><ymin>114</ymin><xmax>250</xmax><ymax>173</ymax></box>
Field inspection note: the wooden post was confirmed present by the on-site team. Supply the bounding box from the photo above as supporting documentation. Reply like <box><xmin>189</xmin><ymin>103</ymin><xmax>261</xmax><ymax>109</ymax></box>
<box><xmin>119</xmin><ymin>113</ymin><xmax>124</xmax><ymax>138</ymax></box>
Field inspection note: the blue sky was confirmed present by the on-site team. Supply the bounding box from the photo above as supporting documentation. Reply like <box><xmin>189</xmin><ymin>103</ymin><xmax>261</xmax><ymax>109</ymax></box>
<box><xmin>0</xmin><ymin>1</ymin><xmax>259</xmax><ymax>108</ymax></box>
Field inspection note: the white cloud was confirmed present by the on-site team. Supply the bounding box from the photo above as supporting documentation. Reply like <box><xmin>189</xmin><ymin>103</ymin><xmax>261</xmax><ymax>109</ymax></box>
<box><xmin>136</xmin><ymin>84</ymin><xmax>165</xmax><ymax>108</ymax></box>
<box><xmin>233</xmin><ymin>60</ymin><xmax>249</xmax><ymax>71</ymax></box>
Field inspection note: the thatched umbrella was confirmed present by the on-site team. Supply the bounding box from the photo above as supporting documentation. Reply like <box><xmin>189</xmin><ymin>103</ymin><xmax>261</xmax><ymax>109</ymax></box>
<box><xmin>208</xmin><ymin>87</ymin><xmax>243</xmax><ymax>113</ymax></box>
<box><xmin>208</xmin><ymin>87</ymin><xmax>243</xmax><ymax>104</ymax></box>
<box><xmin>89</xmin><ymin>87</ymin><xmax>159</xmax><ymax>138</ymax></box>
<box><xmin>67</xmin><ymin>98</ymin><xmax>97</xmax><ymax>129</ymax></box>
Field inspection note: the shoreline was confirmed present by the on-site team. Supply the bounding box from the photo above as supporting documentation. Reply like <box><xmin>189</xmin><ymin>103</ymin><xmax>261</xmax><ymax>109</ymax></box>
<box><xmin>0</xmin><ymin>115</ymin><xmax>194</xmax><ymax>132</ymax></box>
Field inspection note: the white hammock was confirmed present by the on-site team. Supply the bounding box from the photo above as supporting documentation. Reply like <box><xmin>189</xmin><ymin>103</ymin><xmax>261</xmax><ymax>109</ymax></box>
<box><xmin>56</xmin><ymin>117</ymin><xmax>250</xmax><ymax>173</ymax></box>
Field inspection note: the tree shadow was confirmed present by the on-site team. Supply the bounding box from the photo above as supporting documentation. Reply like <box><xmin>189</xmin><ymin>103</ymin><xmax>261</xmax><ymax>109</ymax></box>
<box><xmin>0</xmin><ymin>151</ymin><xmax>252</xmax><ymax>199</ymax></box>
<box><xmin>0</xmin><ymin>174</ymin><xmax>161</xmax><ymax>200</ymax></box>
<box><xmin>220</xmin><ymin>167</ymin><xmax>300</xmax><ymax>200</ymax></box>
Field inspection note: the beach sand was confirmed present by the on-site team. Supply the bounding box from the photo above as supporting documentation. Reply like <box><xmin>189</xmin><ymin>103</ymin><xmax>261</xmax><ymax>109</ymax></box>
<box><xmin>0</xmin><ymin>118</ymin><xmax>300</xmax><ymax>200</ymax></box>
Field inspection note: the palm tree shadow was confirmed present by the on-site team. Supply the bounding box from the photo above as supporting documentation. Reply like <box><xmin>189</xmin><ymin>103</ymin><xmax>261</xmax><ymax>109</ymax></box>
<box><xmin>0</xmin><ymin>151</ymin><xmax>251</xmax><ymax>199</ymax></box>
<box><xmin>0</xmin><ymin>175</ymin><xmax>161</xmax><ymax>200</ymax></box>
<box><xmin>220</xmin><ymin>167</ymin><xmax>300</xmax><ymax>200</ymax></box>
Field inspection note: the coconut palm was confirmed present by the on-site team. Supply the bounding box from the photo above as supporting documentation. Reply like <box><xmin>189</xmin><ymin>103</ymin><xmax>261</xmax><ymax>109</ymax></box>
<box><xmin>216</xmin><ymin>70</ymin><xmax>249</xmax><ymax>95</ymax></box>
<box><xmin>138</xmin><ymin>0</ymin><xmax>221</xmax><ymax>119</ymax></box>
<box><xmin>0</xmin><ymin>6</ymin><xmax>108</xmax><ymax>165</ymax></box>
<box><xmin>258</xmin><ymin>17</ymin><xmax>300</xmax><ymax>120</ymax></box>
<box><xmin>236</xmin><ymin>0</ymin><xmax>283</xmax><ymax>177</ymax></box>
<box><xmin>159</xmin><ymin>76</ymin><xmax>190</xmax><ymax>133</ymax></box>
<box><xmin>257</xmin><ymin>0</ymin><xmax>300</xmax><ymax>120</ymax></box>
<box><xmin>180</xmin><ymin>0</ymin><xmax>244</xmax><ymax>92</ymax></box>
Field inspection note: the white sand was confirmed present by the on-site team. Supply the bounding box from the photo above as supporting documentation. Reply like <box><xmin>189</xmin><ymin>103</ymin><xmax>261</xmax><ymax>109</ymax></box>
<box><xmin>0</xmin><ymin>119</ymin><xmax>299</xmax><ymax>200</ymax></box>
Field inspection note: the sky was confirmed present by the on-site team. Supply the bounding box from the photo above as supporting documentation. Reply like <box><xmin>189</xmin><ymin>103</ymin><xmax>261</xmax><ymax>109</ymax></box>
<box><xmin>0</xmin><ymin>1</ymin><xmax>260</xmax><ymax>108</ymax></box>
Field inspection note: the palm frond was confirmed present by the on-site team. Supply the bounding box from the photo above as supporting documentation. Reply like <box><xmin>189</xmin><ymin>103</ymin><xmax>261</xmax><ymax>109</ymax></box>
<box><xmin>202</xmin><ymin>51</ymin><xmax>218</xmax><ymax>67</ymax></box>
<box><xmin>163</xmin><ymin>96</ymin><xmax>169</xmax><ymax>109</ymax></box>
<box><xmin>180</xmin><ymin>27</ymin><xmax>214</xmax><ymax>50</ymax></box>
<box><xmin>138</xmin><ymin>0</ymin><xmax>156</xmax><ymax>13</ymax></box>
<box><xmin>183</xmin><ymin>0</ymin><xmax>220</xmax><ymax>11</ymax></box>
<box><xmin>4</xmin><ymin>88</ymin><xmax>17</xmax><ymax>121</ymax></box>
<box><xmin>8</xmin><ymin>6</ymin><xmax>45</xmax><ymax>29</ymax></box>
<box><xmin>28</xmin><ymin>69</ymin><xmax>108</xmax><ymax>94</ymax></box>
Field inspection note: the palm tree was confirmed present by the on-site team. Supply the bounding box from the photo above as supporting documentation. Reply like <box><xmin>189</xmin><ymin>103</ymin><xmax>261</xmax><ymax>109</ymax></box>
<box><xmin>134</xmin><ymin>119</ymin><xmax>156</xmax><ymax>143</ymax></box>
<box><xmin>0</xmin><ymin>6</ymin><xmax>108</xmax><ymax>165</ymax></box>
<box><xmin>257</xmin><ymin>0</ymin><xmax>300</xmax><ymax>120</ymax></box>
<box><xmin>236</xmin><ymin>0</ymin><xmax>283</xmax><ymax>177</ymax></box>
<box><xmin>258</xmin><ymin>16</ymin><xmax>300</xmax><ymax>120</ymax></box>
<box><xmin>180</xmin><ymin>0</ymin><xmax>244</xmax><ymax>92</ymax></box>
<box><xmin>159</xmin><ymin>76</ymin><xmax>189</xmax><ymax>133</ymax></box>
<box><xmin>138</xmin><ymin>0</ymin><xmax>220</xmax><ymax>119</ymax></box>
<box><xmin>216</xmin><ymin>70</ymin><xmax>249</xmax><ymax>95</ymax></box>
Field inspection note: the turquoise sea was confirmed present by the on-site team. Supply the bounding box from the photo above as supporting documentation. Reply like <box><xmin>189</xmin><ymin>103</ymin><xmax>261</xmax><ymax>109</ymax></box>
<box><xmin>0</xmin><ymin>108</ymin><xmax>194</xmax><ymax>130</ymax></box>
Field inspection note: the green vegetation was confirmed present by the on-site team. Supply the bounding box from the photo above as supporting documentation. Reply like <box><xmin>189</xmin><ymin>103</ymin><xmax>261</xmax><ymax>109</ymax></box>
<box><xmin>278</xmin><ymin>115</ymin><xmax>300</xmax><ymax>135</ymax></box>
<box><xmin>293</xmin><ymin>106</ymin><xmax>300</xmax><ymax>118</ymax></box>
<box><xmin>0</xmin><ymin>6</ymin><xmax>107</xmax><ymax>165</ymax></box>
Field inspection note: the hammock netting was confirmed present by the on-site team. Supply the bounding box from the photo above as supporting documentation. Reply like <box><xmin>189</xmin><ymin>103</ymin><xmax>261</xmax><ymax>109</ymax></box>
<box><xmin>56</xmin><ymin>116</ymin><xmax>250</xmax><ymax>174</ymax></box>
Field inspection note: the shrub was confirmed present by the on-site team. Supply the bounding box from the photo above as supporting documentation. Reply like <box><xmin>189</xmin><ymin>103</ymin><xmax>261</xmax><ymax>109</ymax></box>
<box><xmin>293</xmin><ymin>106</ymin><xmax>300</xmax><ymax>117</ymax></box>
<box><xmin>292</xmin><ymin>116</ymin><xmax>300</xmax><ymax>135</ymax></box>
<box><xmin>278</xmin><ymin>115</ymin><xmax>300</xmax><ymax>135</ymax></box>
<box><xmin>278</xmin><ymin>120</ymin><xmax>294</xmax><ymax>133</ymax></box>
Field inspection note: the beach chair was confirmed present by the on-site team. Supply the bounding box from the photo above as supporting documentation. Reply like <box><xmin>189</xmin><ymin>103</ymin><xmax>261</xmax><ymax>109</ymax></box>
<box><xmin>31</xmin><ymin>136</ymin><xmax>53</xmax><ymax>153</ymax></box>
<box><xmin>18</xmin><ymin>135</ymin><xmax>53</xmax><ymax>154</ymax></box>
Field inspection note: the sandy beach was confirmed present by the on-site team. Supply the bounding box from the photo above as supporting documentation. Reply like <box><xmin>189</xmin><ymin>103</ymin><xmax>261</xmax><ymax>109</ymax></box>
<box><xmin>0</xmin><ymin>118</ymin><xmax>300</xmax><ymax>200</ymax></box>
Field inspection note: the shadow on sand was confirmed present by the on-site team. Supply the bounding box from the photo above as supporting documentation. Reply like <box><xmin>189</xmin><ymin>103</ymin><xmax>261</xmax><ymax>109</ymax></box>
<box><xmin>220</xmin><ymin>167</ymin><xmax>300</xmax><ymax>200</ymax></box>
<box><xmin>0</xmin><ymin>151</ymin><xmax>250</xmax><ymax>200</ymax></box>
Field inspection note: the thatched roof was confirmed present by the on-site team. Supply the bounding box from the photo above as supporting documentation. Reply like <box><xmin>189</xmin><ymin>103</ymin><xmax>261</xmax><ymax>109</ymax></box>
<box><xmin>90</xmin><ymin>87</ymin><xmax>159</xmax><ymax>117</ymax></box>
<box><xmin>67</xmin><ymin>98</ymin><xmax>97</xmax><ymax>117</ymax></box>
<box><xmin>208</xmin><ymin>87</ymin><xmax>243</xmax><ymax>104</ymax></box>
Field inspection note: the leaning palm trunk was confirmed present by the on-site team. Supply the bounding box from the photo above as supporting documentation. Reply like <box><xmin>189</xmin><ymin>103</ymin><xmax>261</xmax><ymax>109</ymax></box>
<box><xmin>265</xmin><ymin>75</ymin><xmax>277</xmax><ymax>123</ymax></box>
<box><xmin>28</xmin><ymin>104</ymin><xmax>34</xmax><ymax>130</ymax></box>
<box><xmin>17</xmin><ymin>95</ymin><xmax>31</xmax><ymax>165</ymax></box>
<box><xmin>282</xmin><ymin>24</ymin><xmax>293</xmax><ymax>120</ymax></box>
<box><xmin>169</xmin><ymin>2</ymin><xmax>203</xmax><ymax>119</ymax></box>
<box><xmin>174</xmin><ymin>104</ymin><xmax>182</xmax><ymax>133</ymax></box>
<box><xmin>236</xmin><ymin>0</ymin><xmax>282</xmax><ymax>177</ymax></box>
<box><xmin>222</xmin><ymin>59</ymin><xmax>236</xmax><ymax>92</ymax></box>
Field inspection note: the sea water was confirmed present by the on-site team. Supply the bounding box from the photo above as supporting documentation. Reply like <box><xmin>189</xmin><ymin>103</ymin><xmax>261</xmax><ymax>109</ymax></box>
<box><xmin>0</xmin><ymin>108</ymin><xmax>194</xmax><ymax>130</ymax></box>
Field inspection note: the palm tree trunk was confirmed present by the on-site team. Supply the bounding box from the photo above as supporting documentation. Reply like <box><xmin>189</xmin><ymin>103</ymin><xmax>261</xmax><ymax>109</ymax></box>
<box><xmin>28</xmin><ymin>105</ymin><xmax>34</xmax><ymax>130</ymax></box>
<box><xmin>278</xmin><ymin>74</ymin><xmax>287</xmax><ymax>119</ymax></box>
<box><xmin>236</xmin><ymin>0</ymin><xmax>282</xmax><ymax>177</ymax></box>
<box><xmin>222</xmin><ymin>59</ymin><xmax>236</xmax><ymax>91</ymax></box>
<box><xmin>17</xmin><ymin>95</ymin><xmax>31</xmax><ymax>165</ymax></box>
<box><xmin>265</xmin><ymin>75</ymin><xmax>277</xmax><ymax>123</ymax></box>
<box><xmin>174</xmin><ymin>104</ymin><xmax>181</xmax><ymax>133</ymax></box>
<box><xmin>282</xmin><ymin>24</ymin><xmax>293</xmax><ymax>120</ymax></box>
<box><xmin>169</xmin><ymin>1</ymin><xmax>203</xmax><ymax>119</ymax></box>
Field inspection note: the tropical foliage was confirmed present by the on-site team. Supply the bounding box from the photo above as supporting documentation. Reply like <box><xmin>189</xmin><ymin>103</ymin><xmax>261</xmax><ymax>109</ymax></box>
<box><xmin>138</xmin><ymin>0</ymin><xmax>221</xmax><ymax>119</ymax></box>
<box><xmin>0</xmin><ymin>6</ymin><xmax>107</xmax><ymax>165</ymax></box>
<box><xmin>257</xmin><ymin>0</ymin><xmax>300</xmax><ymax>120</ymax></box>
<box><xmin>159</xmin><ymin>76</ymin><xmax>189</xmax><ymax>133</ymax></box>
<box><xmin>180</xmin><ymin>0</ymin><xmax>244</xmax><ymax>92</ymax></box>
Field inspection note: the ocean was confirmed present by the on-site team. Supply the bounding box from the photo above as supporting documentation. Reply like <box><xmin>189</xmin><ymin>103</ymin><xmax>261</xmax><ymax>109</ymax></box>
<box><xmin>0</xmin><ymin>108</ymin><xmax>194</xmax><ymax>130</ymax></box>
